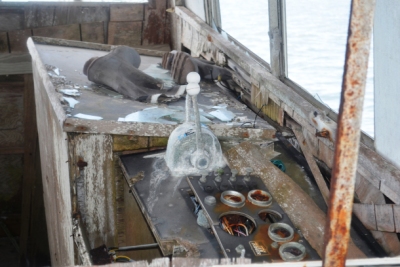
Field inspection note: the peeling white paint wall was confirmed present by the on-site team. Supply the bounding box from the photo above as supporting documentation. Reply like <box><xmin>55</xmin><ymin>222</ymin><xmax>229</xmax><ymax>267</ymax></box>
<box><xmin>73</xmin><ymin>134</ymin><xmax>116</xmax><ymax>248</ymax></box>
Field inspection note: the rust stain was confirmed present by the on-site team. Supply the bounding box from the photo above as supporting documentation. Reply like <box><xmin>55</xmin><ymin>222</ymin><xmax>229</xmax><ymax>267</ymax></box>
<box><xmin>207</xmin><ymin>35</ymin><xmax>213</xmax><ymax>42</ymax></box>
<box><xmin>315</xmin><ymin>129</ymin><xmax>333</xmax><ymax>142</ymax></box>
<box><xmin>250</xmin><ymin>190</ymin><xmax>270</xmax><ymax>201</ymax></box>
<box><xmin>77</xmin><ymin>158</ymin><xmax>88</xmax><ymax>170</ymax></box>
<box><xmin>241</xmin><ymin>132</ymin><xmax>250</xmax><ymax>138</ymax></box>
<box><xmin>143</xmin><ymin>11</ymin><xmax>166</xmax><ymax>45</ymax></box>
<box><xmin>75</xmin><ymin>125</ymin><xmax>89</xmax><ymax>131</ymax></box>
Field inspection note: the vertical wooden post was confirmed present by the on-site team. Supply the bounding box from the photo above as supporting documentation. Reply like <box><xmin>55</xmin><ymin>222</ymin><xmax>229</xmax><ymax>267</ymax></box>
<box><xmin>268</xmin><ymin>0</ymin><xmax>287</xmax><ymax>79</ymax></box>
<box><xmin>19</xmin><ymin>74</ymin><xmax>38</xmax><ymax>265</ymax></box>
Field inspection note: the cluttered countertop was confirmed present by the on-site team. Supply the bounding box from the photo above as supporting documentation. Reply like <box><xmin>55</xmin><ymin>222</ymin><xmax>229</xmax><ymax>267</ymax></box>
<box><xmin>31</xmin><ymin>41</ymin><xmax>276</xmax><ymax>138</ymax></box>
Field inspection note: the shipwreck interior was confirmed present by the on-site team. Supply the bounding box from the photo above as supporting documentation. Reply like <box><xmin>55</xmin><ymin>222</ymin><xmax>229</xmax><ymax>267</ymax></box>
<box><xmin>1</xmin><ymin>0</ymin><xmax>400</xmax><ymax>267</ymax></box>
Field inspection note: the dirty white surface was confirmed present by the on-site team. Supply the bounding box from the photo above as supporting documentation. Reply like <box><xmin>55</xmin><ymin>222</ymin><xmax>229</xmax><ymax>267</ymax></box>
<box><xmin>36</xmin><ymin>43</ymin><xmax>273</xmax><ymax>131</ymax></box>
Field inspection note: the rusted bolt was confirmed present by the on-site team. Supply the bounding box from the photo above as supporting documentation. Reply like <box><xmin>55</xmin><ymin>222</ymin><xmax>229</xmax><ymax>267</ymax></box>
<box><xmin>77</xmin><ymin>158</ymin><xmax>88</xmax><ymax>170</ymax></box>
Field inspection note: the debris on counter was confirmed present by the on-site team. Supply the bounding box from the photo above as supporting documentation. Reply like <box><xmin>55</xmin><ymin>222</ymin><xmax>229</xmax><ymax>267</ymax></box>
<box><xmin>59</xmin><ymin>89</ymin><xmax>81</xmax><ymax>97</ymax></box>
<box><xmin>142</xmin><ymin>64</ymin><xmax>176</xmax><ymax>89</ymax></box>
<box><xmin>271</xmin><ymin>159</ymin><xmax>286</xmax><ymax>172</ymax></box>
<box><xmin>95</xmin><ymin>86</ymin><xmax>123</xmax><ymax>99</ymax></box>
<box><xmin>118</xmin><ymin>107</ymin><xmax>212</xmax><ymax>124</ymax></box>
<box><xmin>209</xmin><ymin>108</ymin><xmax>235</xmax><ymax>122</ymax></box>
<box><xmin>63</xmin><ymin>97</ymin><xmax>79</xmax><ymax>108</ymax></box>
<box><xmin>83</xmin><ymin>46</ymin><xmax>184</xmax><ymax>103</ymax></box>
<box><xmin>74</xmin><ymin>113</ymin><xmax>103</xmax><ymax>120</ymax></box>
<box><xmin>161</xmin><ymin>50</ymin><xmax>232</xmax><ymax>85</ymax></box>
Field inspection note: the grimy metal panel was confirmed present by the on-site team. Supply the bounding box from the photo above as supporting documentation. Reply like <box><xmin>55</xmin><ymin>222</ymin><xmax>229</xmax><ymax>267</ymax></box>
<box><xmin>323</xmin><ymin>1</ymin><xmax>375</xmax><ymax>266</ymax></box>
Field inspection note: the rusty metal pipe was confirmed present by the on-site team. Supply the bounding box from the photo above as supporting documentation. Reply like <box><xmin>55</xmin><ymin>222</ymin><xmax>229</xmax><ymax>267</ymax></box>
<box><xmin>323</xmin><ymin>1</ymin><xmax>375</xmax><ymax>266</ymax></box>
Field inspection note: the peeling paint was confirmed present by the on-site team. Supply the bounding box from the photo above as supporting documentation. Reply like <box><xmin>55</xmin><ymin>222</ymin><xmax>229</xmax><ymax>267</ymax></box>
<box><xmin>73</xmin><ymin>134</ymin><xmax>115</xmax><ymax>248</ymax></box>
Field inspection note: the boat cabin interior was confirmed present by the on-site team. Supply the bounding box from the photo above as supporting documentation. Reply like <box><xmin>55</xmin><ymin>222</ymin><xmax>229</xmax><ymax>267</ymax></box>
<box><xmin>1</xmin><ymin>0</ymin><xmax>400</xmax><ymax>266</ymax></box>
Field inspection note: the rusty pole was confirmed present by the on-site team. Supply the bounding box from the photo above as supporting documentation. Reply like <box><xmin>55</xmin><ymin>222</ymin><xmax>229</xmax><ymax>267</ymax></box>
<box><xmin>323</xmin><ymin>1</ymin><xmax>375</xmax><ymax>267</ymax></box>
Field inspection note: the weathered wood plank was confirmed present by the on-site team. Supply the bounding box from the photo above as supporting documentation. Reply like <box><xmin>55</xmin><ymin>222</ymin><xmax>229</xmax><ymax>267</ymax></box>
<box><xmin>108</xmin><ymin>21</ymin><xmax>142</xmax><ymax>46</ymax></box>
<box><xmin>170</xmin><ymin>5</ymin><xmax>181</xmax><ymax>51</ymax></box>
<box><xmin>31</xmin><ymin>36</ymin><xmax>169</xmax><ymax>56</ymax></box>
<box><xmin>70</xmin><ymin>134</ymin><xmax>116</xmax><ymax>248</ymax></box>
<box><xmin>376</xmin><ymin>204</ymin><xmax>396</xmax><ymax>232</ymax></box>
<box><xmin>63</xmin><ymin>118</ymin><xmax>275</xmax><ymax>140</ymax></box>
<box><xmin>25</xmin><ymin>5</ymin><xmax>55</xmax><ymax>28</ymax></box>
<box><xmin>142</xmin><ymin>0</ymin><xmax>168</xmax><ymax>45</ymax></box>
<box><xmin>317</xmin><ymin>139</ymin><xmax>335</xmax><ymax>169</ymax></box>
<box><xmin>353</xmin><ymin>203</ymin><xmax>377</xmax><ymax>231</ymax></box>
<box><xmin>0</xmin><ymin>146</ymin><xmax>24</xmax><ymax>154</ymax></box>
<box><xmin>27</xmin><ymin>37</ymin><xmax>73</xmax><ymax>266</ymax></box>
<box><xmin>8</xmin><ymin>29</ymin><xmax>32</xmax><ymax>53</ymax></box>
<box><xmin>0</xmin><ymin>32</ymin><xmax>9</xmax><ymax>53</ymax></box>
<box><xmin>0</xmin><ymin>7</ymin><xmax>24</xmax><ymax>31</ymax></box>
<box><xmin>353</xmin><ymin>203</ymin><xmax>400</xmax><ymax>234</ymax></box>
<box><xmin>147</xmin><ymin>0</ymin><xmax>157</xmax><ymax>9</ymax></box>
<box><xmin>81</xmin><ymin>22</ymin><xmax>105</xmax><ymax>44</ymax></box>
<box><xmin>164</xmin><ymin>0</ymin><xmax>172</xmax><ymax>47</ymax></box>
<box><xmin>33</xmin><ymin>24</ymin><xmax>80</xmax><ymax>41</ymax></box>
<box><xmin>355</xmin><ymin>172</ymin><xmax>385</xmax><ymax>205</ymax></box>
<box><xmin>110</xmin><ymin>4</ymin><xmax>144</xmax><ymax>22</ymax></box>
<box><xmin>33</xmin><ymin>36</ymin><xmax>112</xmax><ymax>51</ymax></box>
<box><xmin>54</xmin><ymin>6</ymin><xmax>109</xmax><ymax>25</ymax></box>
<box><xmin>354</xmin><ymin>173</ymin><xmax>400</xmax><ymax>256</ymax></box>
<box><xmin>19</xmin><ymin>74</ymin><xmax>39</xmax><ymax>264</ymax></box>
<box><xmin>358</xmin><ymin>142</ymin><xmax>400</xmax><ymax>204</ymax></box>
<box><xmin>0</xmin><ymin>88</ymin><xmax>24</xmax><ymax>148</ymax></box>
<box><xmin>0</xmin><ymin>53</ymin><xmax>32</xmax><ymax>75</ymax></box>
<box><xmin>0</xmin><ymin>154</ymin><xmax>23</xmax><ymax>214</ymax></box>
<box><xmin>224</xmin><ymin>141</ymin><xmax>365</xmax><ymax>259</ymax></box>
<box><xmin>394</xmin><ymin>205</ymin><xmax>400</xmax><ymax>233</ymax></box>
<box><xmin>292</xmin><ymin>126</ymin><xmax>330</xmax><ymax>205</ymax></box>
<box><xmin>0</xmin><ymin>130</ymin><xmax>24</xmax><ymax>148</ymax></box>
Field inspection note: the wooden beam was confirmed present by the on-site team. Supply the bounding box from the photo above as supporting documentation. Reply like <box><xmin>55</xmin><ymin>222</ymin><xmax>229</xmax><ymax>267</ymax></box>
<box><xmin>292</xmin><ymin>125</ymin><xmax>330</xmax><ymax>205</ymax></box>
<box><xmin>110</xmin><ymin>4</ymin><xmax>144</xmax><ymax>22</ymax></box>
<box><xmin>81</xmin><ymin>22</ymin><xmax>105</xmax><ymax>44</ymax></box>
<box><xmin>31</xmin><ymin>36</ymin><xmax>169</xmax><ymax>57</ymax></box>
<box><xmin>32</xmin><ymin>24</ymin><xmax>81</xmax><ymax>41</ymax></box>
<box><xmin>19</xmin><ymin>74</ymin><xmax>38</xmax><ymax>264</ymax></box>
<box><xmin>108</xmin><ymin>21</ymin><xmax>143</xmax><ymax>46</ymax></box>
<box><xmin>0</xmin><ymin>32</ymin><xmax>9</xmax><ymax>53</ymax></box>
<box><xmin>8</xmin><ymin>29</ymin><xmax>32</xmax><ymax>53</ymax></box>
<box><xmin>353</xmin><ymin>203</ymin><xmax>400</xmax><ymax>233</ymax></box>
<box><xmin>27</xmin><ymin>37</ymin><xmax>73</xmax><ymax>266</ymax></box>
<box><xmin>354</xmin><ymin>172</ymin><xmax>400</xmax><ymax>256</ymax></box>
<box><xmin>0</xmin><ymin>53</ymin><xmax>32</xmax><ymax>75</ymax></box>
<box><xmin>63</xmin><ymin>118</ymin><xmax>276</xmax><ymax>140</ymax></box>
<box><xmin>0</xmin><ymin>147</ymin><xmax>24</xmax><ymax>154</ymax></box>
<box><xmin>0</xmin><ymin>7</ymin><xmax>24</xmax><ymax>31</ymax></box>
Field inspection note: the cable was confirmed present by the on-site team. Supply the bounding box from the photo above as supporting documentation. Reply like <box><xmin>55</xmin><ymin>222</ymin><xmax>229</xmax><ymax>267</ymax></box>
<box><xmin>253</xmin><ymin>103</ymin><xmax>267</xmax><ymax>128</ymax></box>
<box><xmin>240</xmin><ymin>121</ymin><xmax>253</xmax><ymax>128</ymax></box>
<box><xmin>108</xmin><ymin>243</ymin><xmax>159</xmax><ymax>252</ymax></box>
<box><xmin>234</xmin><ymin>229</ymin><xmax>246</xmax><ymax>237</ymax></box>
<box><xmin>115</xmin><ymin>255</ymin><xmax>132</xmax><ymax>262</ymax></box>
<box><xmin>218</xmin><ymin>81</ymin><xmax>230</xmax><ymax>90</ymax></box>
<box><xmin>237</xmin><ymin>223</ymin><xmax>249</xmax><ymax>236</ymax></box>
